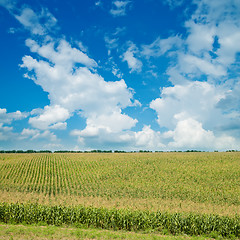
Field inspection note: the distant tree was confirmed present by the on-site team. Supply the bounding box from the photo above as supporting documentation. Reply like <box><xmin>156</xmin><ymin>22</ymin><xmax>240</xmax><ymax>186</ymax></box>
<box><xmin>16</xmin><ymin>150</ymin><xmax>24</xmax><ymax>153</ymax></box>
<box><xmin>26</xmin><ymin>150</ymin><xmax>36</xmax><ymax>153</ymax></box>
<box><xmin>39</xmin><ymin>150</ymin><xmax>52</xmax><ymax>153</ymax></box>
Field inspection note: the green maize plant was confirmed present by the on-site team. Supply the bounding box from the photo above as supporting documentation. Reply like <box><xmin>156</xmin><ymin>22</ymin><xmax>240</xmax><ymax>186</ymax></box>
<box><xmin>0</xmin><ymin>203</ymin><xmax>239</xmax><ymax>238</ymax></box>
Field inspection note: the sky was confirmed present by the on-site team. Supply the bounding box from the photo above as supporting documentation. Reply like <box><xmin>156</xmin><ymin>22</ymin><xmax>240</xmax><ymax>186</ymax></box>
<box><xmin>0</xmin><ymin>0</ymin><xmax>240</xmax><ymax>151</ymax></box>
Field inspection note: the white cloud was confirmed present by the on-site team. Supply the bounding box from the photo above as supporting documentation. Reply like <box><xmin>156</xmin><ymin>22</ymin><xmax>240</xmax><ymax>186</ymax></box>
<box><xmin>141</xmin><ymin>36</ymin><xmax>182</xmax><ymax>58</ymax></box>
<box><xmin>71</xmin><ymin>128</ymin><xmax>133</xmax><ymax>149</ymax></box>
<box><xmin>146</xmin><ymin>0</ymin><xmax>240</xmax><ymax>150</ymax></box>
<box><xmin>21</xmin><ymin>128</ymin><xmax>39</xmax><ymax>138</ymax></box>
<box><xmin>167</xmin><ymin>118</ymin><xmax>215</xmax><ymax>148</ymax></box>
<box><xmin>76</xmin><ymin>41</ymin><xmax>88</xmax><ymax>53</ymax></box>
<box><xmin>105</xmin><ymin>55</ymin><xmax>123</xmax><ymax>78</ymax></box>
<box><xmin>152</xmin><ymin>0</ymin><xmax>240</xmax><ymax>86</ymax></box>
<box><xmin>166</xmin><ymin>66</ymin><xmax>189</xmax><ymax>85</ymax></box>
<box><xmin>4</xmin><ymin>0</ymin><xmax>239</xmax><ymax>151</ymax></box>
<box><xmin>179</xmin><ymin>54</ymin><xmax>227</xmax><ymax>77</ymax></box>
<box><xmin>36</xmin><ymin>130</ymin><xmax>57</xmax><ymax>141</ymax></box>
<box><xmin>0</xmin><ymin>123</ymin><xmax>14</xmax><ymax>141</ymax></box>
<box><xmin>21</xmin><ymin>128</ymin><xmax>57</xmax><ymax>141</ymax></box>
<box><xmin>185</xmin><ymin>21</ymin><xmax>216</xmax><ymax>54</ymax></box>
<box><xmin>0</xmin><ymin>108</ymin><xmax>28</xmax><ymax>142</ymax></box>
<box><xmin>163</xmin><ymin>0</ymin><xmax>185</xmax><ymax>9</ymax></box>
<box><xmin>72</xmin><ymin>110</ymin><xmax>137</xmax><ymax>140</ymax></box>
<box><xmin>110</xmin><ymin>1</ymin><xmax>130</xmax><ymax>17</ymax></box>
<box><xmin>166</xmin><ymin>118</ymin><xmax>238</xmax><ymax>150</ymax></box>
<box><xmin>14</xmin><ymin>7</ymin><xmax>57</xmax><ymax>35</ymax></box>
<box><xmin>193</xmin><ymin>0</ymin><xmax>240</xmax><ymax>24</ymax></box>
<box><xmin>95</xmin><ymin>1</ymin><xmax>102</xmax><ymax>7</ymax></box>
<box><xmin>0</xmin><ymin>108</ymin><xmax>28</xmax><ymax>124</ymax></box>
<box><xmin>104</xmin><ymin>36</ymin><xmax>119</xmax><ymax>49</ymax></box>
<box><xmin>25</xmin><ymin>39</ymin><xmax>97</xmax><ymax>70</ymax></box>
<box><xmin>86</xmin><ymin>110</ymin><xmax>137</xmax><ymax>133</ymax></box>
<box><xmin>134</xmin><ymin>125</ymin><xmax>165</xmax><ymax>149</ymax></box>
<box><xmin>0</xmin><ymin>2</ymin><xmax>58</xmax><ymax>36</ymax></box>
<box><xmin>150</xmin><ymin>80</ymin><xmax>240</xmax><ymax>150</ymax></box>
<box><xmin>20</xmin><ymin>14</ymin><xmax>138</xmax><ymax>138</ymax></box>
<box><xmin>185</xmin><ymin>0</ymin><xmax>240</xmax><ymax>71</ymax></box>
<box><xmin>122</xmin><ymin>42</ymin><xmax>142</xmax><ymax>73</ymax></box>
<box><xmin>150</xmin><ymin>81</ymin><xmax>227</xmax><ymax>130</ymax></box>
<box><xmin>112</xmin><ymin>65</ymin><xmax>123</xmax><ymax>78</ymax></box>
<box><xmin>42</xmin><ymin>143</ymin><xmax>63</xmax><ymax>150</ymax></box>
<box><xmin>113</xmin><ymin>27</ymin><xmax>126</xmax><ymax>36</ymax></box>
<box><xmin>217</xmin><ymin>82</ymin><xmax>240</xmax><ymax>113</ymax></box>
<box><xmin>29</xmin><ymin>105</ymin><xmax>70</xmax><ymax>130</ymax></box>
<box><xmin>216</xmin><ymin>22</ymin><xmax>240</xmax><ymax>66</ymax></box>
<box><xmin>0</xmin><ymin>0</ymin><xmax>14</xmax><ymax>10</ymax></box>
<box><xmin>71</xmin><ymin>125</ymin><xmax>165</xmax><ymax>151</ymax></box>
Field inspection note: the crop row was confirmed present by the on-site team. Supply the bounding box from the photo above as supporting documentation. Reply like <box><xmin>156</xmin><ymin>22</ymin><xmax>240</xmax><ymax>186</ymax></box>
<box><xmin>0</xmin><ymin>153</ymin><xmax>240</xmax><ymax>206</ymax></box>
<box><xmin>0</xmin><ymin>202</ymin><xmax>239</xmax><ymax>238</ymax></box>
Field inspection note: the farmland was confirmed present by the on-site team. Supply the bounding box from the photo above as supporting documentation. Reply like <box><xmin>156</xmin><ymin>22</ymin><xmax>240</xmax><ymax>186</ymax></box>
<box><xmin>0</xmin><ymin>152</ymin><xmax>240</xmax><ymax>238</ymax></box>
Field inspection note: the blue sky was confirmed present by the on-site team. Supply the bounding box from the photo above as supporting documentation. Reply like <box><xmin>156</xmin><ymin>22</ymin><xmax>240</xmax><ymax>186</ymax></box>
<box><xmin>0</xmin><ymin>0</ymin><xmax>240</xmax><ymax>151</ymax></box>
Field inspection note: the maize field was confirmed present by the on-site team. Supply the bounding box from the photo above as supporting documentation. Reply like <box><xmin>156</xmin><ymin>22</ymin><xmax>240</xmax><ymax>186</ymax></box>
<box><xmin>0</xmin><ymin>152</ymin><xmax>240</xmax><ymax>237</ymax></box>
<box><xmin>0</xmin><ymin>202</ymin><xmax>240</xmax><ymax>238</ymax></box>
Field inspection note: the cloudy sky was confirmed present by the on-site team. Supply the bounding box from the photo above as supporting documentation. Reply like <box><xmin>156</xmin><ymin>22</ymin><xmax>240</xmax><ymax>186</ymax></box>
<box><xmin>0</xmin><ymin>0</ymin><xmax>240</xmax><ymax>151</ymax></box>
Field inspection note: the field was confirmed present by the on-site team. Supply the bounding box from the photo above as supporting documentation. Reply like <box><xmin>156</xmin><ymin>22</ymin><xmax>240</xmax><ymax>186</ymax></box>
<box><xmin>0</xmin><ymin>152</ymin><xmax>240</xmax><ymax>238</ymax></box>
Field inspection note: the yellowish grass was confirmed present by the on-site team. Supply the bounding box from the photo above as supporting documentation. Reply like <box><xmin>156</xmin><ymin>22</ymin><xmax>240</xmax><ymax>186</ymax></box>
<box><xmin>1</xmin><ymin>189</ymin><xmax>240</xmax><ymax>216</ymax></box>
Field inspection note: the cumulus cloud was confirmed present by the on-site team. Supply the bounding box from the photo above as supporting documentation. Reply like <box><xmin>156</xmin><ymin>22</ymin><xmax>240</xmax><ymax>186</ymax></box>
<box><xmin>147</xmin><ymin>0</ymin><xmax>240</xmax><ymax>150</ymax></box>
<box><xmin>184</xmin><ymin>0</ymin><xmax>240</xmax><ymax>76</ymax></box>
<box><xmin>71</xmin><ymin>125</ymin><xmax>165</xmax><ymax>150</ymax></box>
<box><xmin>0</xmin><ymin>108</ymin><xmax>28</xmax><ymax>124</ymax></box>
<box><xmin>17</xmin><ymin>8</ymin><xmax>139</xmax><ymax>142</ymax></box>
<box><xmin>150</xmin><ymin>80</ymin><xmax>240</xmax><ymax>150</ymax></box>
<box><xmin>29</xmin><ymin>105</ymin><xmax>69</xmax><ymax>130</ymax></box>
<box><xmin>25</xmin><ymin>39</ymin><xmax>97</xmax><ymax>70</ymax></box>
<box><xmin>0</xmin><ymin>108</ymin><xmax>27</xmax><ymax>141</ymax></box>
<box><xmin>71</xmin><ymin>110</ymin><xmax>138</xmax><ymax>148</ymax></box>
<box><xmin>0</xmin><ymin>3</ymin><xmax>140</xmax><ymax>149</ymax></box>
<box><xmin>150</xmin><ymin>81</ymin><xmax>228</xmax><ymax>130</ymax></box>
<box><xmin>185</xmin><ymin>21</ymin><xmax>216</xmax><ymax>54</ymax></box>
<box><xmin>122</xmin><ymin>42</ymin><xmax>142</xmax><ymax>73</ymax></box>
<box><xmin>166</xmin><ymin>118</ymin><xmax>238</xmax><ymax>150</ymax></box>
<box><xmin>3</xmin><ymin>0</ymin><xmax>240</xmax><ymax>151</ymax></box>
<box><xmin>178</xmin><ymin>53</ymin><xmax>227</xmax><ymax>77</ymax></box>
<box><xmin>143</xmin><ymin>0</ymin><xmax>240</xmax><ymax>87</ymax></box>
<box><xmin>110</xmin><ymin>1</ymin><xmax>130</xmax><ymax>17</ymax></box>
<box><xmin>134</xmin><ymin>125</ymin><xmax>165</xmax><ymax>149</ymax></box>
<box><xmin>0</xmin><ymin>108</ymin><xmax>59</xmax><ymax>143</ymax></box>
<box><xmin>21</xmin><ymin>128</ymin><xmax>57</xmax><ymax>141</ymax></box>
<box><xmin>216</xmin><ymin>23</ymin><xmax>240</xmax><ymax>66</ymax></box>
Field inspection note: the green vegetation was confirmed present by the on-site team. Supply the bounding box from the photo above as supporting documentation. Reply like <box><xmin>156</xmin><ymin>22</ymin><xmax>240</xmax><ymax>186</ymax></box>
<box><xmin>0</xmin><ymin>152</ymin><xmax>240</xmax><ymax>214</ymax></box>
<box><xmin>0</xmin><ymin>152</ymin><xmax>239</xmax><ymax>238</ymax></box>
<box><xmin>0</xmin><ymin>203</ymin><xmax>239</xmax><ymax>238</ymax></box>
<box><xmin>0</xmin><ymin>223</ymin><xmax>212</xmax><ymax>240</ymax></box>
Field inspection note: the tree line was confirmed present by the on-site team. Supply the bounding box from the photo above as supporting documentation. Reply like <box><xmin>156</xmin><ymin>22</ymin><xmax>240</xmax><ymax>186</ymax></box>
<box><xmin>0</xmin><ymin>149</ymin><xmax>239</xmax><ymax>153</ymax></box>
